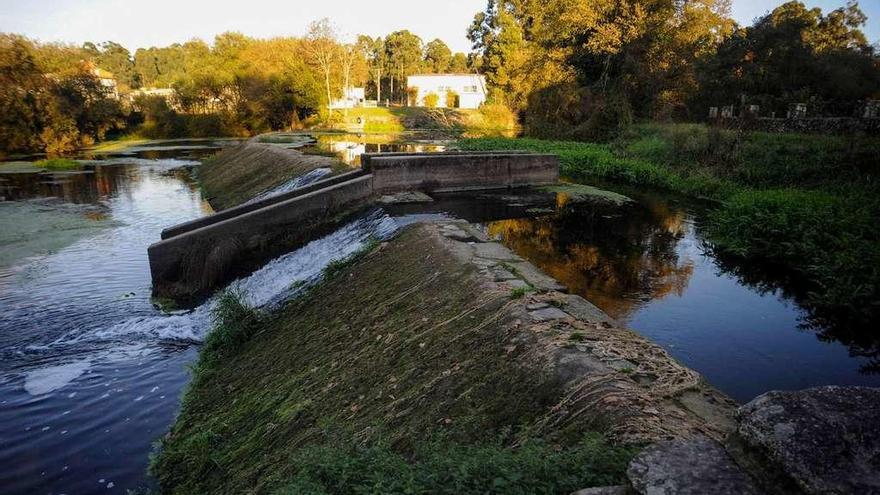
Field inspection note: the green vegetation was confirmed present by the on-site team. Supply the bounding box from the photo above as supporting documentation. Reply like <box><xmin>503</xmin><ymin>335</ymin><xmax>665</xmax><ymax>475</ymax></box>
<box><xmin>469</xmin><ymin>1</ymin><xmax>878</xmax><ymax>135</ymax></box>
<box><xmin>197</xmin><ymin>141</ymin><xmax>338</xmax><ymax>210</ymax></box>
<box><xmin>151</xmin><ymin>227</ymin><xmax>634</xmax><ymax>494</ymax></box>
<box><xmin>458</xmin><ymin>125</ymin><xmax>880</xmax><ymax>329</ymax></box>
<box><xmin>333</xmin><ymin>106</ymin><xmax>517</xmax><ymax>136</ymax></box>
<box><xmin>274</xmin><ymin>434</ymin><xmax>633</xmax><ymax>495</ymax></box>
<box><xmin>34</xmin><ymin>158</ymin><xmax>80</xmax><ymax>170</ymax></box>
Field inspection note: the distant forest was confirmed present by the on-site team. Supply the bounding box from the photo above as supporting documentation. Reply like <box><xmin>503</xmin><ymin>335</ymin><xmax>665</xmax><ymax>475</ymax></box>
<box><xmin>1</xmin><ymin>0</ymin><xmax>878</xmax><ymax>154</ymax></box>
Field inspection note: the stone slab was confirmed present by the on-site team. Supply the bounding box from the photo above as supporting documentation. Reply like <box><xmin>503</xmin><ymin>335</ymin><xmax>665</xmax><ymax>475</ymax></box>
<box><xmin>737</xmin><ymin>386</ymin><xmax>880</xmax><ymax>495</ymax></box>
<box><xmin>529</xmin><ymin>306</ymin><xmax>570</xmax><ymax>322</ymax></box>
<box><xmin>472</xmin><ymin>242</ymin><xmax>521</xmax><ymax>261</ymax></box>
<box><xmin>627</xmin><ymin>436</ymin><xmax>762</xmax><ymax>495</ymax></box>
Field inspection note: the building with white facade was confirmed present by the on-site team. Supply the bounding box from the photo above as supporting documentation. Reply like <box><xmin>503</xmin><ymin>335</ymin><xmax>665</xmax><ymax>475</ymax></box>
<box><xmin>330</xmin><ymin>87</ymin><xmax>366</xmax><ymax>109</ymax></box>
<box><xmin>406</xmin><ymin>74</ymin><xmax>487</xmax><ymax>109</ymax></box>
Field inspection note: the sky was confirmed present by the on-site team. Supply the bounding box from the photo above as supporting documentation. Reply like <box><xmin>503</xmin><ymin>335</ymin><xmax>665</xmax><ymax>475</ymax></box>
<box><xmin>0</xmin><ymin>0</ymin><xmax>878</xmax><ymax>54</ymax></box>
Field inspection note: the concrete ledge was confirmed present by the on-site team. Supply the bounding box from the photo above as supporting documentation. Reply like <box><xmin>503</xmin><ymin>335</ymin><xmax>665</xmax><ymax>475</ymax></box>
<box><xmin>161</xmin><ymin>169</ymin><xmax>367</xmax><ymax>240</ymax></box>
<box><xmin>360</xmin><ymin>150</ymin><xmax>534</xmax><ymax>172</ymax></box>
<box><xmin>149</xmin><ymin>175</ymin><xmax>373</xmax><ymax>299</ymax></box>
<box><xmin>370</xmin><ymin>153</ymin><xmax>559</xmax><ymax>193</ymax></box>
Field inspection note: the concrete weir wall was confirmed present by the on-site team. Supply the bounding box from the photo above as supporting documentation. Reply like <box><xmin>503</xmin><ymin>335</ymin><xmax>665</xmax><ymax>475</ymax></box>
<box><xmin>150</xmin><ymin>152</ymin><xmax>559</xmax><ymax>299</ymax></box>
<box><xmin>370</xmin><ymin>153</ymin><xmax>558</xmax><ymax>193</ymax></box>
<box><xmin>161</xmin><ymin>169</ymin><xmax>367</xmax><ymax>240</ymax></box>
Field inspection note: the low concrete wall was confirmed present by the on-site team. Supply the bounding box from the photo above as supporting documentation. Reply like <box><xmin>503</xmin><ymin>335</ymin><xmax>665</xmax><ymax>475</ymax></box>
<box><xmin>370</xmin><ymin>153</ymin><xmax>559</xmax><ymax>193</ymax></box>
<box><xmin>151</xmin><ymin>151</ymin><xmax>560</xmax><ymax>299</ymax></box>
<box><xmin>360</xmin><ymin>150</ymin><xmax>533</xmax><ymax>172</ymax></box>
<box><xmin>149</xmin><ymin>175</ymin><xmax>373</xmax><ymax>300</ymax></box>
<box><xmin>161</xmin><ymin>169</ymin><xmax>366</xmax><ymax>240</ymax></box>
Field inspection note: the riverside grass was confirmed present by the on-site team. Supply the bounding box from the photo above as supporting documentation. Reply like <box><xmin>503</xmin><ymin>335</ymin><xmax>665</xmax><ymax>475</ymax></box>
<box><xmin>151</xmin><ymin>228</ymin><xmax>635</xmax><ymax>494</ymax></box>
<box><xmin>457</xmin><ymin>124</ymin><xmax>880</xmax><ymax>328</ymax></box>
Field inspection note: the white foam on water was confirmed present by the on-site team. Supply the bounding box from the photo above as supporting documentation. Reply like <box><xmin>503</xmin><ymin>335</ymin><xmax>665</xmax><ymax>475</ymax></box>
<box><xmin>90</xmin><ymin>210</ymin><xmax>399</xmax><ymax>343</ymax></box>
<box><xmin>16</xmin><ymin>210</ymin><xmax>400</xmax><ymax>398</ymax></box>
<box><xmin>243</xmin><ymin>167</ymin><xmax>332</xmax><ymax>206</ymax></box>
<box><xmin>23</xmin><ymin>360</ymin><xmax>91</xmax><ymax>395</ymax></box>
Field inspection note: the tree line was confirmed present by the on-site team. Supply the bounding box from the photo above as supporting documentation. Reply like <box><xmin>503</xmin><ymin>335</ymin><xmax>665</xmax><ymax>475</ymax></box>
<box><xmin>468</xmin><ymin>0</ymin><xmax>880</xmax><ymax>140</ymax></box>
<box><xmin>0</xmin><ymin>22</ymin><xmax>472</xmax><ymax>156</ymax></box>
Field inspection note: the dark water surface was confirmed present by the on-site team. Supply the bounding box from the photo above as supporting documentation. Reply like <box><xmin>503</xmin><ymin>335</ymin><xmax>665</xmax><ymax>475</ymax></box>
<box><xmin>0</xmin><ymin>139</ymin><xmax>398</xmax><ymax>494</ymax></box>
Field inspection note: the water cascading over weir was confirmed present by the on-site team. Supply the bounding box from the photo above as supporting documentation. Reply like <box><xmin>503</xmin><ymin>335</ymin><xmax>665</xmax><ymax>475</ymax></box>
<box><xmin>148</xmin><ymin>152</ymin><xmax>559</xmax><ymax>300</ymax></box>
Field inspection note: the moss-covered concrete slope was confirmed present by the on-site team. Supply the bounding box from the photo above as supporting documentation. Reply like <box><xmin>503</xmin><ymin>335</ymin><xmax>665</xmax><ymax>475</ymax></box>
<box><xmin>199</xmin><ymin>140</ymin><xmax>342</xmax><ymax>210</ymax></box>
<box><xmin>152</xmin><ymin>222</ymin><xmax>734</xmax><ymax>494</ymax></box>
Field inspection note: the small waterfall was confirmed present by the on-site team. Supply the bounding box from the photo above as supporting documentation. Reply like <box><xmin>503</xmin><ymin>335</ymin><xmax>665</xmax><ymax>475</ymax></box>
<box><xmin>244</xmin><ymin>167</ymin><xmax>333</xmax><ymax>206</ymax></box>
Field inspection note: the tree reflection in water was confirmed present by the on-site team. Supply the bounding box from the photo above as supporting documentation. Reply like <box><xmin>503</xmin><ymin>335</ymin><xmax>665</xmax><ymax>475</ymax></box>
<box><xmin>486</xmin><ymin>192</ymin><xmax>695</xmax><ymax>321</ymax></box>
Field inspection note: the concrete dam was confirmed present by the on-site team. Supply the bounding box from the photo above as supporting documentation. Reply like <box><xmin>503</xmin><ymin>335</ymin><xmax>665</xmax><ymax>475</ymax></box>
<box><xmin>148</xmin><ymin>152</ymin><xmax>560</xmax><ymax>300</ymax></box>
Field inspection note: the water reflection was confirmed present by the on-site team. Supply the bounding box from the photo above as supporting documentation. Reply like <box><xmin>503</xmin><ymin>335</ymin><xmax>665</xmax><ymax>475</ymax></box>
<box><xmin>487</xmin><ymin>194</ymin><xmax>695</xmax><ymax>321</ymax></box>
<box><xmin>307</xmin><ymin>133</ymin><xmax>446</xmax><ymax>167</ymax></box>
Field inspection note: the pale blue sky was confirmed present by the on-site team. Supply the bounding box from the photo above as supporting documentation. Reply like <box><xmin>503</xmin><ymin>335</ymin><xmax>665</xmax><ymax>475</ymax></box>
<box><xmin>0</xmin><ymin>0</ymin><xmax>877</xmax><ymax>53</ymax></box>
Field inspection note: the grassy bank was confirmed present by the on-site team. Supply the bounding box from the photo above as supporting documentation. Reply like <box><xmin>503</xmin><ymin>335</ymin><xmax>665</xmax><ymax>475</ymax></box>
<box><xmin>151</xmin><ymin>227</ymin><xmax>635</xmax><ymax>494</ymax></box>
<box><xmin>458</xmin><ymin>124</ymin><xmax>880</xmax><ymax>330</ymax></box>
<box><xmin>325</xmin><ymin>106</ymin><xmax>518</xmax><ymax>136</ymax></box>
<box><xmin>198</xmin><ymin>140</ymin><xmax>343</xmax><ymax>210</ymax></box>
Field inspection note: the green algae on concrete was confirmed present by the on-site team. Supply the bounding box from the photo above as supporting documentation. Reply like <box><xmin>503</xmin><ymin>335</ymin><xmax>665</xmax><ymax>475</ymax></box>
<box><xmin>0</xmin><ymin>201</ymin><xmax>115</xmax><ymax>267</ymax></box>
<box><xmin>540</xmin><ymin>183</ymin><xmax>633</xmax><ymax>205</ymax></box>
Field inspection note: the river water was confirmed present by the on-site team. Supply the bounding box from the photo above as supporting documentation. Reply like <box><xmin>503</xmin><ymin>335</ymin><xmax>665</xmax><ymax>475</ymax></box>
<box><xmin>1</xmin><ymin>135</ymin><xmax>877</xmax><ymax>494</ymax></box>
<box><xmin>0</xmin><ymin>139</ymin><xmax>401</xmax><ymax>494</ymax></box>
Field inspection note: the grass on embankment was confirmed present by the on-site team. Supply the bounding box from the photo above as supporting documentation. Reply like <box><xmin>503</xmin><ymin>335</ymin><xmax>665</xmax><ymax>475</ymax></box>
<box><xmin>197</xmin><ymin>140</ymin><xmax>343</xmax><ymax>210</ymax></box>
<box><xmin>151</xmin><ymin>227</ymin><xmax>634</xmax><ymax>494</ymax></box>
<box><xmin>324</xmin><ymin>105</ymin><xmax>518</xmax><ymax>136</ymax></box>
<box><xmin>458</xmin><ymin>124</ymin><xmax>880</xmax><ymax>328</ymax></box>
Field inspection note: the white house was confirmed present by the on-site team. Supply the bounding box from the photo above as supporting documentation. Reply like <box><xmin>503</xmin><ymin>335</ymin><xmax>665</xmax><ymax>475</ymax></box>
<box><xmin>88</xmin><ymin>65</ymin><xmax>119</xmax><ymax>99</ymax></box>
<box><xmin>406</xmin><ymin>74</ymin><xmax>487</xmax><ymax>109</ymax></box>
<box><xmin>330</xmin><ymin>87</ymin><xmax>366</xmax><ymax>109</ymax></box>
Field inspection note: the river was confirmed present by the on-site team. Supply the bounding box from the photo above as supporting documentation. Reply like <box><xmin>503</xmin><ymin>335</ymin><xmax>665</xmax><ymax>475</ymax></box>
<box><xmin>1</xmin><ymin>134</ymin><xmax>877</xmax><ymax>494</ymax></box>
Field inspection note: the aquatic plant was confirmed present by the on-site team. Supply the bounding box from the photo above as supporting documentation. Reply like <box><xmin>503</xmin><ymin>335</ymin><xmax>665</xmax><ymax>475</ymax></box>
<box><xmin>35</xmin><ymin>158</ymin><xmax>80</xmax><ymax>170</ymax></box>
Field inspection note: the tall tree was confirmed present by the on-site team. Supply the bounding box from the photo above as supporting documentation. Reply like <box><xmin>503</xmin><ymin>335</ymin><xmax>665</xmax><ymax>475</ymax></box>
<box><xmin>358</xmin><ymin>35</ymin><xmax>385</xmax><ymax>102</ymax></box>
<box><xmin>306</xmin><ymin>18</ymin><xmax>339</xmax><ymax>112</ymax></box>
<box><xmin>384</xmin><ymin>30</ymin><xmax>423</xmax><ymax>104</ymax></box>
<box><xmin>424</xmin><ymin>39</ymin><xmax>452</xmax><ymax>73</ymax></box>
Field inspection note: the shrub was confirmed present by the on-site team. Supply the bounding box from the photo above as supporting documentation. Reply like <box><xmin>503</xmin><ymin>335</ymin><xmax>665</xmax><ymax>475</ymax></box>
<box><xmin>445</xmin><ymin>90</ymin><xmax>459</xmax><ymax>108</ymax></box>
<box><xmin>424</xmin><ymin>92</ymin><xmax>440</xmax><ymax>108</ymax></box>
<box><xmin>199</xmin><ymin>289</ymin><xmax>263</xmax><ymax>367</ymax></box>
<box><xmin>35</xmin><ymin>158</ymin><xmax>79</xmax><ymax>170</ymax></box>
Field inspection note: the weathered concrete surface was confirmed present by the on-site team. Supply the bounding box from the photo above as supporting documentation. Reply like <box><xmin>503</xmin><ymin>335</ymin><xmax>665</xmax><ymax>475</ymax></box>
<box><xmin>735</xmin><ymin>386</ymin><xmax>880</xmax><ymax>495</ymax></box>
<box><xmin>370</xmin><ymin>153</ymin><xmax>558</xmax><ymax>193</ymax></box>
<box><xmin>627</xmin><ymin>436</ymin><xmax>762</xmax><ymax>495</ymax></box>
<box><xmin>161</xmin><ymin>169</ymin><xmax>366</xmax><ymax>240</ymax></box>
<box><xmin>359</xmin><ymin>150</ymin><xmax>533</xmax><ymax>171</ymax></box>
<box><xmin>149</xmin><ymin>175</ymin><xmax>373</xmax><ymax>300</ymax></box>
